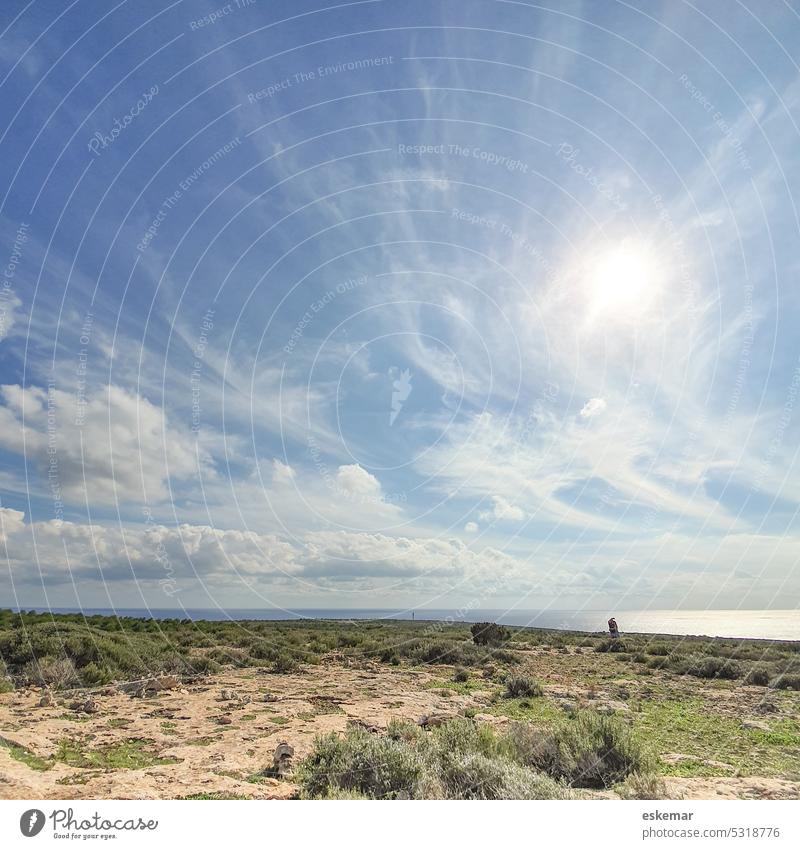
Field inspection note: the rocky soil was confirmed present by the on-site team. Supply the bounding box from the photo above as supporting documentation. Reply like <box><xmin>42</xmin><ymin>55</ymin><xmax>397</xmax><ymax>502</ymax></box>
<box><xmin>1</xmin><ymin>652</ymin><xmax>798</xmax><ymax>800</ymax></box>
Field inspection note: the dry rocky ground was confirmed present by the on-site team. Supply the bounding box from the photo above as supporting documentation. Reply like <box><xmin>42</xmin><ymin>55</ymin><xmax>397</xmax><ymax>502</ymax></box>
<box><xmin>1</xmin><ymin>648</ymin><xmax>798</xmax><ymax>800</ymax></box>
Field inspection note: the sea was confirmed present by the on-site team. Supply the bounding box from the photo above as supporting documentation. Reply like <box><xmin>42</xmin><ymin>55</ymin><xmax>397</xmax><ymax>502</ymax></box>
<box><xmin>17</xmin><ymin>607</ymin><xmax>800</xmax><ymax>641</ymax></box>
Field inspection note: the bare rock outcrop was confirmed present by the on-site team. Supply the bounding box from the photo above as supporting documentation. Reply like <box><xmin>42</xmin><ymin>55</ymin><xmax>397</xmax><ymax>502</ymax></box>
<box><xmin>118</xmin><ymin>675</ymin><xmax>181</xmax><ymax>697</ymax></box>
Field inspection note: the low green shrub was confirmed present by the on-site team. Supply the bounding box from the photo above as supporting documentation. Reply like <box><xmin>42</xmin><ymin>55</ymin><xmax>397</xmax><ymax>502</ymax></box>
<box><xmin>616</xmin><ymin>772</ymin><xmax>670</xmax><ymax>799</ymax></box>
<box><xmin>470</xmin><ymin>622</ymin><xmax>509</xmax><ymax>647</ymax></box>
<box><xmin>79</xmin><ymin>662</ymin><xmax>113</xmax><ymax>687</ymax></box>
<box><xmin>248</xmin><ymin>642</ymin><xmax>277</xmax><ymax>661</ymax></box>
<box><xmin>507</xmin><ymin>711</ymin><xmax>653</xmax><ymax>788</ymax></box>
<box><xmin>22</xmin><ymin>657</ymin><xmax>80</xmax><ymax>688</ymax></box>
<box><xmin>490</xmin><ymin>648</ymin><xmax>519</xmax><ymax>664</ymax></box>
<box><xmin>744</xmin><ymin>664</ymin><xmax>773</xmax><ymax>686</ymax></box>
<box><xmin>594</xmin><ymin>639</ymin><xmax>627</xmax><ymax>653</ymax></box>
<box><xmin>298</xmin><ymin>728</ymin><xmax>427</xmax><ymax>799</ymax></box>
<box><xmin>505</xmin><ymin>675</ymin><xmax>543</xmax><ymax>699</ymax></box>
<box><xmin>271</xmin><ymin>654</ymin><xmax>300</xmax><ymax>674</ymax></box>
<box><xmin>430</xmin><ymin>718</ymin><xmax>500</xmax><ymax>759</ymax></box>
<box><xmin>379</xmin><ymin>648</ymin><xmax>399</xmax><ymax>664</ymax></box>
<box><xmin>185</xmin><ymin>656</ymin><xmax>221</xmax><ymax>675</ymax></box>
<box><xmin>298</xmin><ymin>719</ymin><xmax>573</xmax><ymax>800</ymax></box>
<box><xmin>435</xmin><ymin>750</ymin><xmax>570</xmax><ymax>799</ymax></box>
<box><xmin>414</xmin><ymin>640</ymin><xmax>477</xmax><ymax>666</ymax></box>
<box><xmin>319</xmin><ymin>787</ymin><xmax>371</xmax><ymax>800</ymax></box>
<box><xmin>770</xmin><ymin>673</ymin><xmax>800</xmax><ymax>691</ymax></box>
<box><xmin>682</xmin><ymin>655</ymin><xmax>743</xmax><ymax>680</ymax></box>
<box><xmin>206</xmin><ymin>647</ymin><xmax>251</xmax><ymax>667</ymax></box>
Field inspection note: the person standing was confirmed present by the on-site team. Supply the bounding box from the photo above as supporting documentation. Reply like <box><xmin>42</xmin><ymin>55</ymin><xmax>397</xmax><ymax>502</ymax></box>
<box><xmin>608</xmin><ymin>617</ymin><xmax>619</xmax><ymax>638</ymax></box>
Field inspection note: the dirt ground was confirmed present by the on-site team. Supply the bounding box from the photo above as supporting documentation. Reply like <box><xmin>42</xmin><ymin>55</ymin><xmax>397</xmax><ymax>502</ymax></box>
<box><xmin>1</xmin><ymin>654</ymin><xmax>798</xmax><ymax>800</ymax></box>
<box><xmin>0</xmin><ymin>663</ymin><xmax>475</xmax><ymax>799</ymax></box>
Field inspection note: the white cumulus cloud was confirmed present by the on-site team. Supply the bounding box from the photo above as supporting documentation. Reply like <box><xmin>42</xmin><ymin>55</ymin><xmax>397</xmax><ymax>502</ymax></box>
<box><xmin>335</xmin><ymin>464</ymin><xmax>383</xmax><ymax>501</ymax></box>
<box><xmin>0</xmin><ymin>383</ymin><xmax>206</xmax><ymax>504</ymax></box>
<box><xmin>580</xmin><ymin>397</ymin><xmax>607</xmax><ymax>418</ymax></box>
<box><xmin>480</xmin><ymin>495</ymin><xmax>525</xmax><ymax>523</ymax></box>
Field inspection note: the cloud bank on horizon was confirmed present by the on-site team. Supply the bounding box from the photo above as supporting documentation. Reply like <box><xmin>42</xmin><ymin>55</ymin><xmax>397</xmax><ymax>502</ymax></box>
<box><xmin>0</xmin><ymin>0</ymin><xmax>799</xmax><ymax>613</ymax></box>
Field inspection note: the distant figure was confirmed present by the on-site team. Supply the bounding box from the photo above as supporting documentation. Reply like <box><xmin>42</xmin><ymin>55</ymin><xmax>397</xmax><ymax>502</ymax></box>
<box><xmin>608</xmin><ymin>617</ymin><xmax>620</xmax><ymax>639</ymax></box>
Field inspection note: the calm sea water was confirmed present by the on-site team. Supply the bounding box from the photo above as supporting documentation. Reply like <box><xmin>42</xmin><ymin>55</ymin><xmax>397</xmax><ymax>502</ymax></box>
<box><xmin>23</xmin><ymin>608</ymin><xmax>800</xmax><ymax>641</ymax></box>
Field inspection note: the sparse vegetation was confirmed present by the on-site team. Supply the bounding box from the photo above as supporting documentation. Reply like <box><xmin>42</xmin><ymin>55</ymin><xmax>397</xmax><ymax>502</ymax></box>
<box><xmin>770</xmin><ymin>673</ymin><xmax>800</xmax><ymax>691</ymax></box>
<box><xmin>682</xmin><ymin>656</ymin><xmax>743</xmax><ymax>680</ymax></box>
<box><xmin>0</xmin><ymin>735</ymin><xmax>53</xmax><ymax>770</ymax></box>
<box><xmin>504</xmin><ymin>674</ymin><xmax>543</xmax><ymax>699</ymax></box>
<box><xmin>594</xmin><ymin>638</ymin><xmax>627</xmax><ymax>653</ymax></box>
<box><xmin>271</xmin><ymin>654</ymin><xmax>300</xmax><ymax>674</ymax></box>
<box><xmin>1</xmin><ymin>610</ymin><xmax>798</xmax><ymax>801</ymax></box>
<box><xmin>744</xmin><ymin>665</ymin><xmax>773</xmax><ymax>686</ymax></box>
<box><xmin>2</xmin><ymin>610</ymin><xmax>794</xmax><ymax>694</ymax></box>
<box><xmin>1</xmin><ymin>734</ymin><xmax>179</xmax><ymax>772</ymax></box>
<box><xmin>470</xmin><ymin>622</ymin><xmax>510</xmax><ymax>647</ymax></box>
<box><xmin>0</xmin><ymin>610</ymin><xmax>528</xmax><ymax>691</ymax></box>
<box><xmin>53</xmin><ymin>737</ymin><xmax>181</xmax><ymax>770</ymax></box>
<box><xmin>507</xmin><ymin>711</ymin><xmax>653</xmax><ymax>788</ymax></box>
<box><xmin>298</xmin><ymin>719</ymin><xmax>573</xmax><ymax>799</ymax></box>
<box><xmin>616</xmin><ymin>771</ymin><xmax>671</xmax><ymax>800</ymax></box>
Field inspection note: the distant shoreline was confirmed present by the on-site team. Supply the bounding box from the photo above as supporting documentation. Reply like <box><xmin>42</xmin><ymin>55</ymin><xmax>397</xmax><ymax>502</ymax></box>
<box><xmin>6</xmin><ymin>607</ymin><xmax>799</xmax><ymax>643</ymax></box>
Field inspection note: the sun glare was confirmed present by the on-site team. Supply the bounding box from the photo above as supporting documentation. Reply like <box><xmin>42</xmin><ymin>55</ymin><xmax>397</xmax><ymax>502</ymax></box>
<box><xmin>586</xmin><ymin>240</ymin><xmax>661</xmax><ymax>318</ymax></box>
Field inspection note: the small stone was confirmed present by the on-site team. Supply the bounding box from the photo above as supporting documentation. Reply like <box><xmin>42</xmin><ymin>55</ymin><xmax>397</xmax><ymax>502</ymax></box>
<box><xmin>597</xmin><ymin>700</ymin><xmax>630</xmax><ymax>714</ymax></box>
<box><xmin>416</xmin><ymin>711</ymin><xmax>458</xmax><ymax>728</ymax></box>
<box><xmin>38</xmin><ymin>691</ymin><xmax>54</xmax><ymax>708</ymax></box>
<box><xmin>217</xmin><ymin>715</ymin><xmax>233</xmax><ymax>725</ymax></box>
<box><xmin>68</xmin><ymin>697</ymin><xmax>98</xmax><ymax>714</ymax></box>
<box><xmin>472</xmin><ymin>713</ymin><xmax>496</xmax><ymax>723</ymax></box>
<box><xmin>742</xmin><ymin>720</ymin><xmax>771</xmax><ymax>731</ymax></box>
<box><xmin>272</xmin><ymin>742</ymin><xmax>294</xmax><ymax>777</ymax></box>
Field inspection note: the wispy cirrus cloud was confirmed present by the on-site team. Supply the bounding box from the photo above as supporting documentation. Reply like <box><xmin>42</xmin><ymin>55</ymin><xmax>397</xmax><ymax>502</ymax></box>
<box><xmin>2</xmin><ymin>0</ymin><xmax>800</xmax><ymax>612</ymax></box>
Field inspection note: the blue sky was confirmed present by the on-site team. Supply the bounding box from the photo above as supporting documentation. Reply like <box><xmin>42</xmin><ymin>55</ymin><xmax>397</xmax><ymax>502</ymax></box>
<box><xmin>1</xmin><ymin>0</ymin><xmax>799</xmax><ymax>613</ymax></box>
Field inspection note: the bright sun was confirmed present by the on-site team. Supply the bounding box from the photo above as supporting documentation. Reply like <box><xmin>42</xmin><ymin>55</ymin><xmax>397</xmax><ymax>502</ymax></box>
<box><xmin>586</xmin><ymin>239</ymin><xmax>661</xmax><ymax>318</ymax></box>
